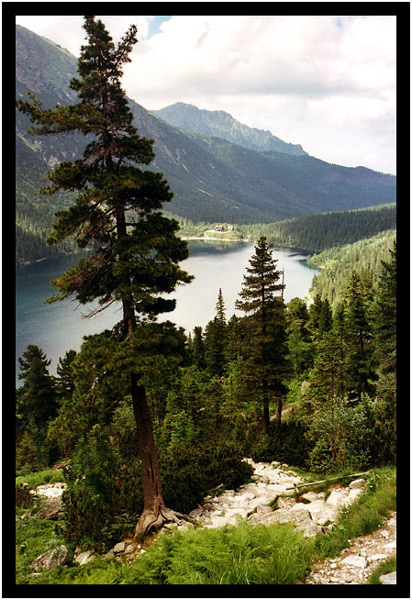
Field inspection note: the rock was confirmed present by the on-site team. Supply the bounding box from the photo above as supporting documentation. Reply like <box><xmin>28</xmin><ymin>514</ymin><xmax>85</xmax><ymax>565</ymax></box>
<box><xmin>346</xmin><ymin>488</ymin><xmax>362</xmax><ymax>503</ymax></box>
<box><xmin>325</xmin><ymin>490</ymin><xmax>345</xmax><ymax>509</ymax></box>
<box><xmin>339</xmin><ymin>555</ymin><xmax>368</xmax><ymax>569</ymax></box>
<box><xmin>37</xmin><ymin>497</ymin><xmax>63</xmax><ymax>520</ymax></box>
<box><xmin>74</xmin><ymin>551</ymin><xmax>96</xmax><ymax>566</ymax></box>
<box><xmin>349</xmin><ymin>478</ymin><xmax>366</xmax><ymax>489</ymax></box>
<box><xmin>253</xmin><ymin>507</ymin><xmax>323</xmax><ymax>538</ymax></box>
<box><xmin>35</xmin><ymin>483</ymin><xmax>67</xmax><ymax>498</ymax></box>
<box><xmin>379</xmin><ymin>571</ymin><xmax>397</xmax><ymax>585</ymax></box>
<box><xmin>383</xmin><ymin>541</ymin><xmax>396</xmax><ymax>551</ymax></box>
<box><xmin>300</xmin><ymin>492</ymin><xmax>319</xmax><ymax>503</ymax></box>
<box><xmin>113</xmin><ymin>542</ymin><xmax>126</xmax><ymax>554</ymax></box>
<box><xmin>306</xmin><ymin>499</ymin><xmax>338</xmax><ymax>526</ymax></box>
<box><xmin>369</xmin><ymin>553</ymin><xmax>388</xmax><ymax>562</ymax></box>
<box><xmin>188</xmin><ymin>507</ymin><xmax>203</xmax><ymax>520</ymax></box>
<box><xmin>31</xmin><ymin>545</ymin><xmax>69</xmax><ymax>571</ymax></box>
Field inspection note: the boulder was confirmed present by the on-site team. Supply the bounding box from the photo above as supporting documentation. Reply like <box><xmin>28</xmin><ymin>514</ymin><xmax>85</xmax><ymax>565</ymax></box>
<box><xmin>348</xmin><ymin>478</ymin><xmax>365</xmax><ymax>490</ymax></box>
<box><xmin>35</xmin><ymin>483</ymin><xmax>67</xmax><ymax>499</ymax></box>
<box><xmin>74</xmin><ymin>551</ymin><xmax>96</xmax><ymax>566</ymax></box>
<box><xmin>379</xmin><ymin>571</ymin><xmax>397</xmax><ymax>585</ymax></box>
<box><xmin>305</xmin><ymin>499</ymin><xmax>338</xmax><ymax>526</ymax></box>
<box><xmin>325</xmin><ymin>490</ymin><xmax>346</xmax><ymax>509</ymax></box>
<box><xmin>37</xmin><ymin>497</ymin><xmax>63</xmax><ymax>520</ymax></box>
<box><xmin>31</xmin><ymin>545</ymin><xmax>69</xmax><ymax>572</ymax></box>
<box><xmin>113</xmin><ymin>542</ymin><xmax>126</xmax><ymax>554</ymax></box>
<box><xmin>340</xmin><ymin>554</ymin><xmax>368</xmax><ymax>569</ymax></box>
<box><xmin>250</xmin><ymin>507</ymin><xmax>323</xmax><ymax>538</ymax></box>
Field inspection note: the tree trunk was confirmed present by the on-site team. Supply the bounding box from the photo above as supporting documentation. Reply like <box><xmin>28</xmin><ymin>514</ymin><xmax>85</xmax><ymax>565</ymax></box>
<box><xmin>132</xmin><ymin>375</ymin><xmax>186</xmax><ymax>538</ymax></box>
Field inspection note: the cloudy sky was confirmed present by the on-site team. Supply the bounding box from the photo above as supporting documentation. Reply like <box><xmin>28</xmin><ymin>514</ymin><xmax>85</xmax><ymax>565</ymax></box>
<box><xmin>16</xmin><ymin>14</ymin><xmax>396</xmax><ymax>175</ymax></box>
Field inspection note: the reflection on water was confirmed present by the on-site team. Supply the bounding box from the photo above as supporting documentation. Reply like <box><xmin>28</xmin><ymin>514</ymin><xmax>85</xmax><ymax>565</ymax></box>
<box><xmin>16</xmin><ymin>241</ymin><xmax>318</xmax><ymax>382</ymax></box>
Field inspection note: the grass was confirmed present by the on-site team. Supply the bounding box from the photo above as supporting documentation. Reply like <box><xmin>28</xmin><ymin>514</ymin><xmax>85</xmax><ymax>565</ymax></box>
<box><xmin>16</xmin><ymin>516</ymin><xmax>75</xmax><ymax>584</ymax></box>
<box><xmin>16</xmin><ymin>469</ymin><xmax>65</xmax><ymax>490</ymax></box>
<box><xmin>18</xmin><ymin>466</ymin><xmax>396</xmax><ymax>586</ymax></box>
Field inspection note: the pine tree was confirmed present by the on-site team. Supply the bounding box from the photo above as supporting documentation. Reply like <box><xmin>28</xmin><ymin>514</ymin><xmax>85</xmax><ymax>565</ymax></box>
<box><xmin>56</xmin><ymin>349</ymin><xmax>77</xmax><ymax>399</ymax></box>
<box><xmin>344</xmin><ymin>271</ymin><xmax>376</xmax><ymax>400</ymax></box>
<box><xmin>17</xmin><ymin>345</ymin><xmax>57</xmax><ymax>464</ymax></box>
<box><xmin>235</xmin><ymin>237</ymin><xmax>290</xmax><ymax>432</ymax></box>
<box><xmin>191</xmin><ymin>326</ymin><xmax>206</xmax><ymax>370</ymax></box>
<box><xmin>17</xmin><ymin>16</ymin><xmax>193</xmax><ymax>537</ymax></box>
<box><xmin>204</xmin><ymin>289</ymin><xmax>228</xmax><ymax>377</ymax></box>
<box><xmin>372</xmin><ymin>242</ymin><xmax>396</xmax><ymax>383</ymax></box>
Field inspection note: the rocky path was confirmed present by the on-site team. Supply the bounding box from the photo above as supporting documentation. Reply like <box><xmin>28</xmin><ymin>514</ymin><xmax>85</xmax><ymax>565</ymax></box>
<box><xmin>28</xmin><ymin>460</ymin><xmax>397</xmax><ymax>584</ymax></box>
<box><xmin>303</xmin><ymin>513</ymin><xmax>396</xmax><ymax>585</ymax></box>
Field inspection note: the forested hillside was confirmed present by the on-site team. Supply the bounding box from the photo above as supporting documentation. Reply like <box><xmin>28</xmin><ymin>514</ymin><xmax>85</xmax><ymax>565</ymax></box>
<box><xmin>308</xmin><ymin>229</ymin><xmax>396</xmax><ymax>310</ymax></box>
<box><xmin>237</xmin><ymin>204</ymin><xmax>396</xmax><ymax>253</ymax></box>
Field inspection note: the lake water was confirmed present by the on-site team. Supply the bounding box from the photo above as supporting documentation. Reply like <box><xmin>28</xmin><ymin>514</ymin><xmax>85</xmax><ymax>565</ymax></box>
<box><xmin>15</xmin><ymin>241</ymin><xmax>318</xmax><ymax>383</ymax></box>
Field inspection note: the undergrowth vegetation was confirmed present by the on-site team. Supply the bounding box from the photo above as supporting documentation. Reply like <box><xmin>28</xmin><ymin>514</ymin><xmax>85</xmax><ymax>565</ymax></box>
<box><xmin>20</xmin><ymin>466</ymin><xmax>395</xmax><ymax>585</ymax></box>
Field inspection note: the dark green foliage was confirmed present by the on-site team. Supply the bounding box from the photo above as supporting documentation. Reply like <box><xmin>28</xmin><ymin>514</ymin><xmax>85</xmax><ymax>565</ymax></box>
<box><xmin>16</xmin><ymin>483</ymin><xmax>34</xmax><ymax>509</ymax></box>
<box><xmin>248</xmin><ymin>422</ymin><xmax>313</xmax><ymax>468</ymax></box>
<box><xmin>204</xmin><ymin>289</ymin><xmax>228</xmax><ymax>376</ymax></box>
<box><xmin>16</xmin><ymin>346</ymin><xmax>58</xmax><ymax>467</ymax></box>
<box><xmin>235</xmin><ymin>237</ymin><xmax>290</xmax><ymax>432</ymax></box>
<box><xmin>308</xmin><ymin>230</ymin><xmax>396</xmax><ymax>310</ymax></box>
<box><xmin>237</xmin><ymin>204</ymin><xmax>396</xmax><ymax>253</ymax></box>
<box><xmin>61</xmin><ymin>425</ymin><xmax>253</xmax><ymax>550</ymax></box>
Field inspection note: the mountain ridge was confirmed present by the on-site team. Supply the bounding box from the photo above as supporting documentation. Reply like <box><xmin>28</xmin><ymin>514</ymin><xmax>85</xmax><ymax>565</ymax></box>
<box><xmin>153</xmin><ymin>102</ymin><xmax>308</xmax><ymax>156</ymax></box>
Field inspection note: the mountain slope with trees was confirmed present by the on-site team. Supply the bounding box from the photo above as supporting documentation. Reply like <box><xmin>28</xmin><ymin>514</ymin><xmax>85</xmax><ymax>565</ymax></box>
<box><xmin>16</xmin><ymin>25</ymin><xmax>396</xmax><ymax>263</ymax></box>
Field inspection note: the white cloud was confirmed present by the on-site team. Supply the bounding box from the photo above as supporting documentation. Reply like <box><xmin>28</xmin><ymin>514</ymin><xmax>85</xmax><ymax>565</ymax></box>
<box><xmin>16</xmin><ymin>14</ymin><xmax>396</xmax><ymax>174</ymax></box>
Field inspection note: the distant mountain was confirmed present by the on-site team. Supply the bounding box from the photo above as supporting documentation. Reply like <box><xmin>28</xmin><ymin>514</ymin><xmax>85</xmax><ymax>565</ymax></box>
<box><xmin>153</xmin><ymin>102</ymin><xmax>307</xmax><ymax>156</ymax></box>
<box><xmin>15</xmin><ymin>25</ymin><xmax>396</xmax><ymax>263</ymax></box>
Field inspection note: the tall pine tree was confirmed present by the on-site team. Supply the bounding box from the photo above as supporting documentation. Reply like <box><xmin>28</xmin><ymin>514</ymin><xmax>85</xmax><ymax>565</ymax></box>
<box><xmin>235</xmin><ymin>237</ymin><xmax>290</xmax><ymax>431</ymax></box>
<box><xmin>17</xmin><ymin>16</ymin><xmax>193</xmax><ymax>537</ymax></box>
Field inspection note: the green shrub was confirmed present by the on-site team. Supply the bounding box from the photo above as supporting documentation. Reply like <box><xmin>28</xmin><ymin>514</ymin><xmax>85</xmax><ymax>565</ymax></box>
<box><xmin>16</xmin><ymin>483</ymin><xmax>33</xmax><ymax>509</ymax></box>
<box><xmin>15</xmin><ymin>517</ymin><xmax>74</xmax><ymax>584</ymax></box>
<box><xmin>61</xmin><ymin>427</ymin><xmax>253</xmax><ymax>550</ymax></box>
<box><xmin>16</xmin><ymin>469</ymin><xmax>65</xmax><ymax>490</ymax></box>
<box><xmin>248</xmin><ymin>421</ymin><xmax>313</xmax><ymax>468</ymax></box>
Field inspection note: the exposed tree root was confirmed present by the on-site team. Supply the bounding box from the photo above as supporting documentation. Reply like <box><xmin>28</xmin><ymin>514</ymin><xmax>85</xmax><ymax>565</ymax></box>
<box><xmin>134</xmin><ymin>504</ymin><xmax>191</xmax><ymax>539</ymax></box>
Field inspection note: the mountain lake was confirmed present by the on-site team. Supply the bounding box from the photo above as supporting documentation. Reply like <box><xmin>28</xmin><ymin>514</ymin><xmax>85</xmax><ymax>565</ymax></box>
<box><xmin>15</xmin><ymin>241</ymin><xmax>319</xmax><ymax>384</ymax></box>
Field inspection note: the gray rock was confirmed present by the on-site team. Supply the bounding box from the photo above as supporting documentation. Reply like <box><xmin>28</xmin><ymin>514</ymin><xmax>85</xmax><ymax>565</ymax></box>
<box><xmin>37</xmin><ymin>497</ymin><xmax>63</xmax><ymax>520</ymax></box>
<box><xmin>251</xmin><ymin>507</ymin><xmax>323</xmax><ymax>538</ymax></box>
<box><xmin>340</xmin><ymin>554</ymin><xmax>368</xmax><ymax>569</ymax></box>
<box><xmin>383</xmin><ymin>541</ymin><xmax>396</xmax><ymax>551</ymax></box>
<box><xmin>74</xmin><ymin>551</ymin><xmax>96</xmax><ymax>566</ymax></box>
<box><xmin>113</xmin><ymin>542</ymin><xmax>126</xmax><ymax>554</ymax></box>
<box><xmin>348</xmin><ymin>478</ymin><xmax>365</xmax><ymax>489</ymax></box>
<box><xmin>369</xmin><ymin>553</ymin><xmax>388</xmax><ymax>562</ymax></box>
<box><xmin>379</xmin><ymin>571</ymin><xmax>397</xmax><ymax>585</ymax></box>
<box><xmin>31</xmin><ymin>545</ymin><xmax>69</xmax><ymax>571</ymax></box>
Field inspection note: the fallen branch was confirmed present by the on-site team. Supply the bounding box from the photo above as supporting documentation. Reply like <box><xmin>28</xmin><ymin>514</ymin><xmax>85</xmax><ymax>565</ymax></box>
<box><xmin>286</xmin><ymin>470</ymin><xmax>372</xmax><ymax>491</ymax></box>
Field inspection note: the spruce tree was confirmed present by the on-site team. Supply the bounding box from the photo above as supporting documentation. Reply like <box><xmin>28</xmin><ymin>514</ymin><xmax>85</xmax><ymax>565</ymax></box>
<box><xmin>235</xmin><ymin>237</ymin><xmax>290</xmax><ymax>431</ymax></box>
<box><xmin>17</xmin><ymin>16</ymin><xmax>193</xmax><ymax>537</ymax></box>
<box><xmin>204</xmin><ymin>288</ymin><xmax>228</xmax><ymax>377</ymax></box>
<box><xmin>344</xmin><ymin>271</ymin><xmax>376</xmax><ymax>400</ymax></box>
<box><xmin>16</xmin><ymin>345</ymin><xmax>57</xmax><ymax>464</ymax></box>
